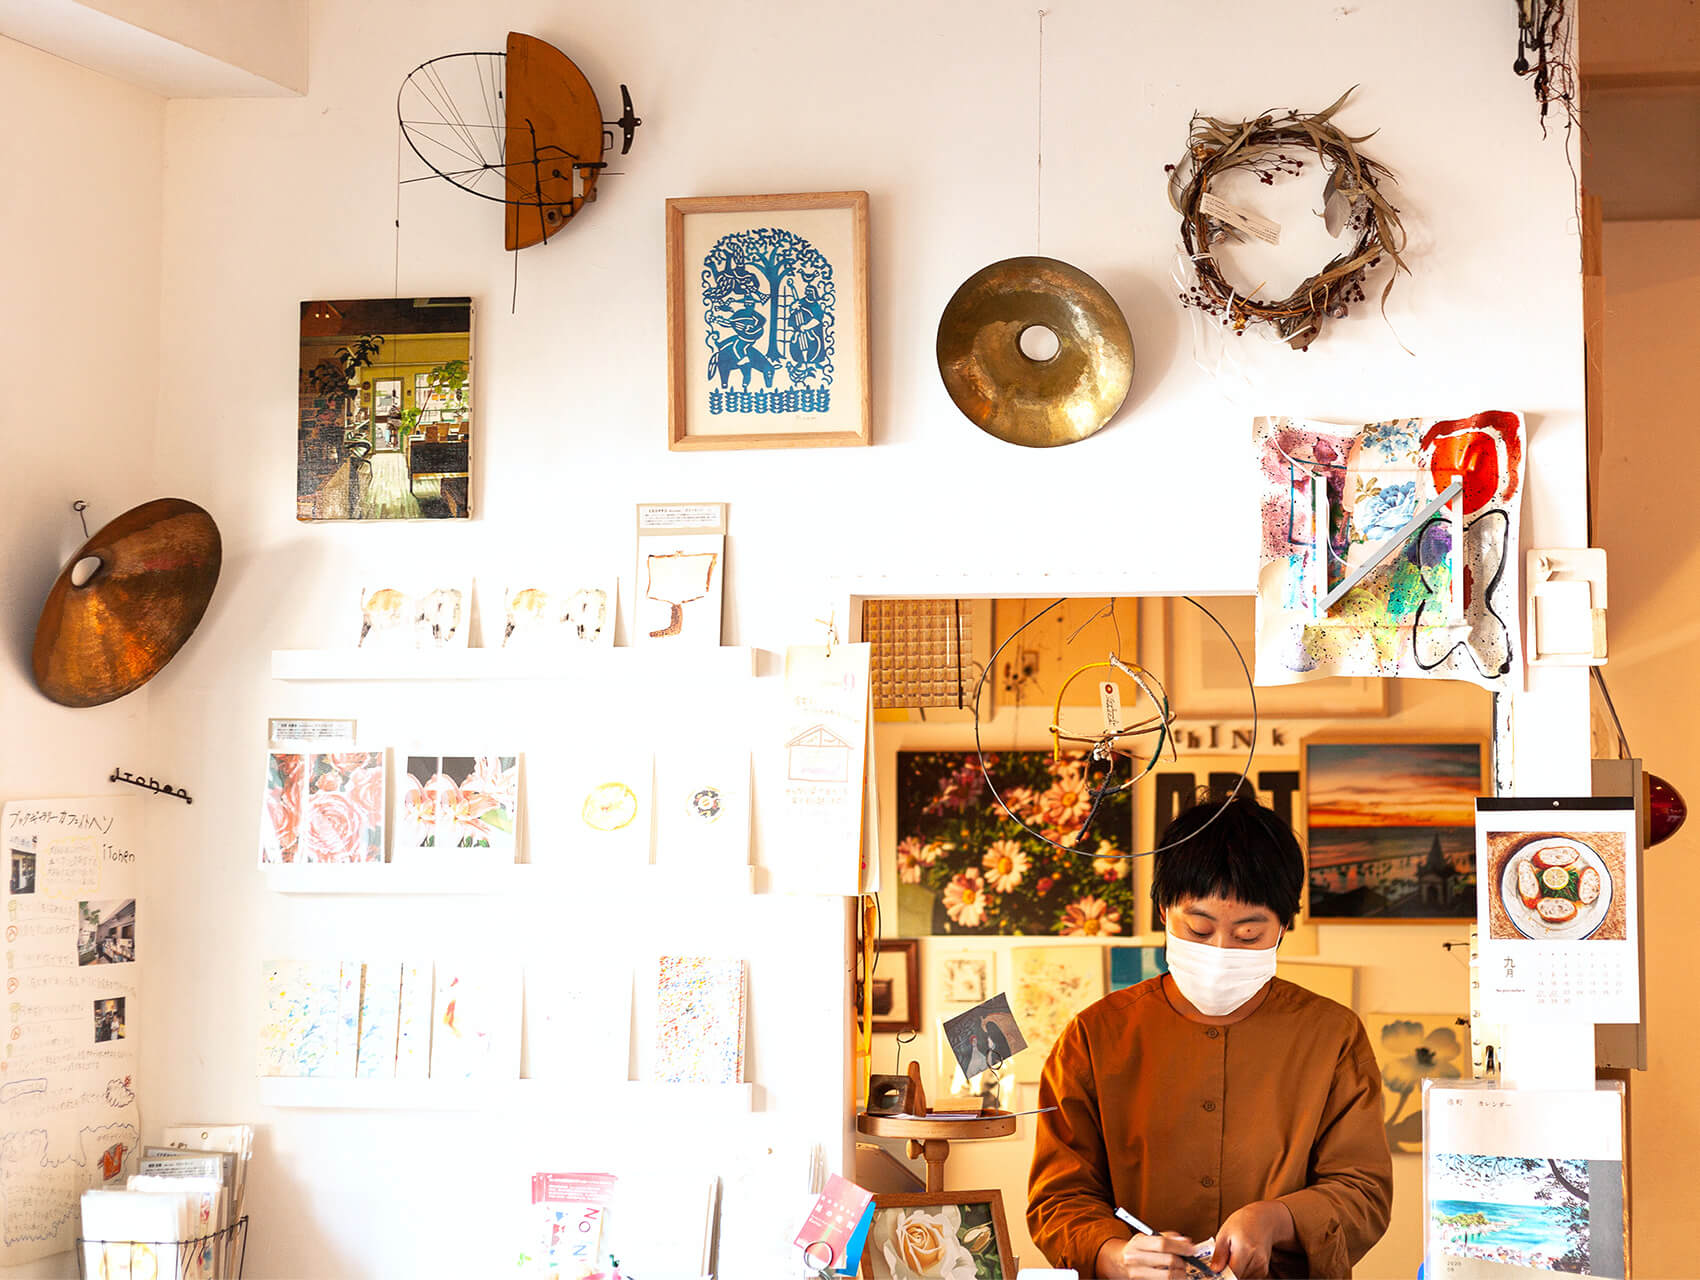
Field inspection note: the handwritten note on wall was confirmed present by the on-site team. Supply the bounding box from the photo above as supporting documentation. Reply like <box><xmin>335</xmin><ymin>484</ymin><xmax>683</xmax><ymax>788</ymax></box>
<box><xmin>1</xmin><ymin>798</ymin><xmax>142</xmax><ymax>1266</ymax></box>
<box><xmin>779</xmin><ymin>644</ymin><xmax>871</xmax><ymax>895</ymax></box>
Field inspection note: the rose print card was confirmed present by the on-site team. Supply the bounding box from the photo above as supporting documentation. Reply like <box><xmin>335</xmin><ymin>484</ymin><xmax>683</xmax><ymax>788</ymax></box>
<box><xmin>260</xmin><ymin>750</ymin><xmax>387</xmax><ymax>866</ymax></box>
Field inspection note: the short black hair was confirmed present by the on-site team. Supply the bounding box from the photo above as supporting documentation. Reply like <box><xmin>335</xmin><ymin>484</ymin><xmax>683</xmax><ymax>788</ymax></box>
<box><xmin>1151</xmin><ymin>792</ymin><xmax>1304</xmax><ymax>929</ymax></box>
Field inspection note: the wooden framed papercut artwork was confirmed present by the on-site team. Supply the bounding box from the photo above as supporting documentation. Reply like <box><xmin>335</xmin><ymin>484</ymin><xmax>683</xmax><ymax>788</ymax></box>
<box><xmin>1302</xmin><ymin>735</ymin><xmax>1489</xmax><ymax>922</ymax></box>
<box><xmin>666</xmin><ymin>191</ymin><xmax>869</xmax><ymax>450</ymax></box>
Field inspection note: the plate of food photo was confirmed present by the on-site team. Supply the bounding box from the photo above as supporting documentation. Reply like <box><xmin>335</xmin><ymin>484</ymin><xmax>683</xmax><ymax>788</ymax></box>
<box><xmin>1499</xmin><ymin>837</ymin><xmax>1612</xmax><ymax>941</ymax></box>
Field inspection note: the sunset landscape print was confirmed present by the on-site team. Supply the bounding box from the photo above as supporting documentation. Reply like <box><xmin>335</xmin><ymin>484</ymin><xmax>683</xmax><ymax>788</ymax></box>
<box><xmin>1303</xmin><ymin>740</ymin><xmax>1486</xmax><ymax>920</ymax></box>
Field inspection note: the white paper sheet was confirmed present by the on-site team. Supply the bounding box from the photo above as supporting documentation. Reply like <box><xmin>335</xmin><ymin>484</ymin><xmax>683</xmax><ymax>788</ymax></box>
<box><xmin>1</xmin><ymin>798</ymin><xmax>143</xmax><ymax>1266</ymax></box>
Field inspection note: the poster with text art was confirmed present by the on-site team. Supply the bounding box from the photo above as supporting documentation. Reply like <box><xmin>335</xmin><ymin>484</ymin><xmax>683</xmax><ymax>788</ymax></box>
<box><xmin>1424</xmin><ymin>1081</ymin><xmax>1626</xmax><ymax>1280</ymax></box>
<box><xmin>298</xmin><ymin>298</ymin><xmax>472</xmax><ymax>521</ymax></box>
<box><xmin>1</xmin><ymin>799</ymin><xmax>143</xmax><ymax>1266</ymax></box>
<box><xmin>671</xmin><ymin>195</ymin><xmax>868</xmax><ymax>447</ymax></box>
<box><xmin>896</xmin><ymin>750</ymin><xmax>1136</xmax><ymax>937</ymax></box>
<box><xmin>1254</xmin><ymin>413</ymin><xmax>1524</xmax><ymax>693</ymax></box>
<box><xmin>1304</xmin><ymin>739</ymin><xmax>1486</xmax><ymax>921</ymax></box>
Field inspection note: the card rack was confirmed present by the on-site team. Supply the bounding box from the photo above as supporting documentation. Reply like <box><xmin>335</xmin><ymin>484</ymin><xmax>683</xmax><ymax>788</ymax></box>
<box><xmin>76</xmin><ymin>1215</ymin><xmax>248</xmax><ymax>1279</ymax></box>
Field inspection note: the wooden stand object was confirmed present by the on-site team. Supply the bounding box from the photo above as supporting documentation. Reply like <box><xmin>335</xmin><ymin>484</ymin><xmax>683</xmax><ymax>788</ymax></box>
<box><xmin>855</xmin><ymin>1062</ymin><xmax>1017</xmax><ymax>1192</ymax></box>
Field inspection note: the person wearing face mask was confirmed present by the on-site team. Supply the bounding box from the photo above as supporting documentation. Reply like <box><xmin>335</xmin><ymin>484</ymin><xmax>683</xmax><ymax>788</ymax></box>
<box><xmin>1026</xmin><ymin>794</ymin><xmax>1392</xmax><ymax>1280</ymax></box>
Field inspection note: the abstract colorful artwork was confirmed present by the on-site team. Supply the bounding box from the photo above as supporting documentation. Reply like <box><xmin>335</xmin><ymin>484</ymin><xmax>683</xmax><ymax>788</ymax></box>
<box><xmin>399</xmin><ymin>755</ymin><xmax>519</xmax><ymax>855</ymax></box>
<box><xmin>1304</xmin><ymin>739</ymin><xmax>1486</xmax><ymax>920</ymax></box>
<box><xmin>1254</xmin><ymin>412</ymin><xmax>1525</xmax><ymax>693</ymax></box>
<box><xmin>1107</xmin><ymin>945</ymin><xmax>1167</xmax><ymax>992</ymax></box>
<box><xmin>1366</xmin><ymin>1012</ymin><xmax>1467</xmax><ymax>1153</ymax></box>
<box><xmin>260</xmin><ymin>751</ymin><xmax>387</xmax><ymax>865</ymax></box>
<box><xmin>653</xmin><ymin>956</ymin><xmax>746</xmax><ymax>1085</ymax></box>
<box><xmin>298</xmin><ymin>298</ymin><xmax>472</xmax><ymax>521</ymax></box>
<box><xmin>895</xmin><ymin>750</ymin><xmax>1137</xmax><ymax>936</ymax></box>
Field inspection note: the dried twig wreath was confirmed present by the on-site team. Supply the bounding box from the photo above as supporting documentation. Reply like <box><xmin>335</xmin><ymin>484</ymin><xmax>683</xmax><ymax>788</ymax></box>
<box><xmin>1167</xmin><ymin>89</ymin><xmax>1408</xmax><ymax>352</ymax></box>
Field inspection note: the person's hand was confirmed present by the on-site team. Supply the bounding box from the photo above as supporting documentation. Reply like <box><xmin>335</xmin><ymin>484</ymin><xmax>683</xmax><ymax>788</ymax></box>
<box><xmin>1209</xmin><ymin>1200</ymin><xmax>1297</xmax><ymax>1279</ymax></box>
<box><xmin>1095</xmin><ymin>1231</ymin><xmax>1199</xmax><ymax>1279</ymax></box>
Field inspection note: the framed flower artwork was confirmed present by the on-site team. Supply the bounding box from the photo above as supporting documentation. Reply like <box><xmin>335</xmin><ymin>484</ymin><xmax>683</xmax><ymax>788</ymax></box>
<box><xmin>665</xmin><ymin>191</ymin><xmax>870</xmax><ymax>450</ymax></box>
<box><xmin>861</xmin><ymin>1190</ymin><xmax>1015</xmax><ymax>1280</ymax></box>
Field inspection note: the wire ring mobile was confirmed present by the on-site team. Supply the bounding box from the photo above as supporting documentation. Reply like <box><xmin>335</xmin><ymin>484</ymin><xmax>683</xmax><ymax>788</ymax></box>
<box><xmin>971</xmin><ymin>596</ymin><xmax>1259</xmax><ymax>860</ymax></box>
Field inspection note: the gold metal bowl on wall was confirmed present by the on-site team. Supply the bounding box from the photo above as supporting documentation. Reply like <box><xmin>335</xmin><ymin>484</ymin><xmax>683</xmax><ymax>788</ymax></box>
<box><xmin>33</xmin><ymin>498</ymin><xmax>222</xmax><ymax>708</ymax></box>
<box><xmin>936</xmin><ymin>256</ymin><xmax>1134</xmax><ymax>448</ymax></box>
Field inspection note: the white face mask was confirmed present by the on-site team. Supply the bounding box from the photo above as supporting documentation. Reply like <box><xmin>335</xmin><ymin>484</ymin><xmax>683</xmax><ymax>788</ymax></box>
<box><xmin>1163</xmin><ymin>929</ymin><xmax>1280</xmax><ymax>1016</ymax></box>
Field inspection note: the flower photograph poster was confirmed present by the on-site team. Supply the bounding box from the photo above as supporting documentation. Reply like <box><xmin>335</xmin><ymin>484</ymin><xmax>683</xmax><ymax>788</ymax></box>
<box><xmin>895</xmin><ymin>751</ymin><xmax>1137</xmax><ymax>937</ymax></box>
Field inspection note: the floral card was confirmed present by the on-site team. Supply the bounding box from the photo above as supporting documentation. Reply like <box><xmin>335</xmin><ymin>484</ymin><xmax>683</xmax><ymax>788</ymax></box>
<box><xmin>399</xmin><ymin>755</ymin><xmax>519</xmax><ymax>858</ymax></box>
<box><xmin>260</xmin><ymin>751</ymin><xmax>386</xmax><ymax>865</ymax></box>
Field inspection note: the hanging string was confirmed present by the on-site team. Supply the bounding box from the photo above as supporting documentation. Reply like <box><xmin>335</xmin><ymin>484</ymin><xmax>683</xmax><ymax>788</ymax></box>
<box><xmin>1035</xmin><ymin>9</ymin><xmax>1049</xmax><ymax>255</ymax></box>
<box><xmin>393</xmin><ymin>126</ymin><xmax>403</xmax><ymax>298</ymax></box>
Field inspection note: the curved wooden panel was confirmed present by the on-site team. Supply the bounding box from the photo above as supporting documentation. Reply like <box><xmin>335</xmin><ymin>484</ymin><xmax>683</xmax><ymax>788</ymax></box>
<box><xmin>504</xmin><ymin>32</ymin><xmax>604</xmax><ymax>249</ymax></box>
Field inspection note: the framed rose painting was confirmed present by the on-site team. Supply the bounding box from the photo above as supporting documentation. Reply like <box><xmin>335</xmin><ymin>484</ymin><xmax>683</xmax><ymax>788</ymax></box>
<box><xmin>861</xmin><ymin>1190</ymin><xmax>1015</xmax><ymax>1280</ymax></box>
<box><xmin>895</xmin><ymin>750</ymin><xmax>1137</xmax><ymax>936</ymax></box>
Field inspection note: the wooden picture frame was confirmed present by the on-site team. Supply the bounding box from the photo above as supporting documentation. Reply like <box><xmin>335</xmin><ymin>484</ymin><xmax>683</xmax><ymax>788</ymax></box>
<box><xmin>860</xmin><ymin>1190</ymin><xmax>1017</xmax><ymax>1280</ymax></box>
<box><xmin>1164</xmin><ymin>596</ymin><xmax>1387</xmax><ymax>718</ymax></box>
<box><xmin>1301</xmin><ymin>733</ymin><xmax>1490</xmax><ymax>923</ymax></box>
<box><xmin>871</xmin><ymin>938</ymin><xmax>920</xmax><ymax>1035</ymax></box>
<box><xmin>666</xmin><ymin>191</ymin><xmax>870</xmax><ymax>450</ymax></box>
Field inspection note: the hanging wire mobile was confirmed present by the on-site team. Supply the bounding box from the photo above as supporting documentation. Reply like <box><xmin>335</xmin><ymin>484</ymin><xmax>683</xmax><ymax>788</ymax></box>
<box><xmin>971</xmin><ymin>597</ymin><xmax>1259</xmax><ymax>859</ymax></box>
<box><xmin>397</xmin><ymin>32</ymin><xmax>642</xmax><ymax>251</ymax></box>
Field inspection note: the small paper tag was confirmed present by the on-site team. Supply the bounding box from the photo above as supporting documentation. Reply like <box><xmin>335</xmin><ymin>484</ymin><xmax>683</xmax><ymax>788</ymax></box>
<box><xmin>1199</xmin><ymin>191</ymin><xmax>1281</xmax><ymax>245</ymax></box>
<box><xmin>1099</xmin><ymin>680</ymin><xmax>1122</xmax><ymax>733</ymax></box>
<box><xmin>268</xmin><ymin>717</ymin><xmax>357</xmax><ymax>747</ymax></box>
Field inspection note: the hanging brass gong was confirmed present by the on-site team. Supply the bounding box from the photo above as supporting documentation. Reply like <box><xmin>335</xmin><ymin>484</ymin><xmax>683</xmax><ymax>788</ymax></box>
<box><xmin>33</xmin><ymin>498</ymin><xmax>222</xmax><ymax>708</ymax></box>
<box><xmin>936</xmin><ymin>256</ymin><xmax>1134</xmax><ymax>448</ymax></box>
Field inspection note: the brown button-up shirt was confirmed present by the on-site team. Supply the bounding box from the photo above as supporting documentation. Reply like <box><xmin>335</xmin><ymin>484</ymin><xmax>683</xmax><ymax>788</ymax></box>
<box><xmin>1027</xmin><ymin>977</ymin><xmax>1393</xmax><ymax>1278</ymax></box>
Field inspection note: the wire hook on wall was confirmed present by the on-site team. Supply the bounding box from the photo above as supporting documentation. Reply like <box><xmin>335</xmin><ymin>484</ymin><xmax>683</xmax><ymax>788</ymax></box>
<box><xmin>72</xmin><ymin>500</ymin><xmax>89</xmax><ymax>538</ymax></box>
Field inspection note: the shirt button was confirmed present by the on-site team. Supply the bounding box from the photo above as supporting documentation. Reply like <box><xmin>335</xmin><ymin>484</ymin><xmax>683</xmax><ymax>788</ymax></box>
<box><xmin>1203</xmin><ymin>1101</ymin><xmax>1217</xmax><ymax>1112</ymax></box>
<box><xmin>1205</xmin><ymin>1028</ymin><xmax>1221</xmax><ymax>1039</ymax></box>
<box><xmin>1202</xmin><ymin>1175</ymin><xmax>1216</xmax><ymax>1188</ymax></box>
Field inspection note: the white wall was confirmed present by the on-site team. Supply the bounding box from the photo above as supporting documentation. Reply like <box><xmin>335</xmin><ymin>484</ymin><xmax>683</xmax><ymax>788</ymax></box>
<box><xmin>0</xmin><ymin>0</ymin><xmax>1588</xmax><ymax>1276</ymax></box>
<box><xmin>0</xmin><ymin>32</ymin><xmax>164</xmax><ymax>1280</ymax></box>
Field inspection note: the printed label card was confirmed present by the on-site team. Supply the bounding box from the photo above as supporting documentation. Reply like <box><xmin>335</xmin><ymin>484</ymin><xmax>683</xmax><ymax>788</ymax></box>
<box><xmin>634</xmin><ymin>503</ymin><xmax>726</xmax><ymax>646</ymax></box>
<box><xmin>356</xmin><ymin>581</ymin><xmax>472</xmax><ymax>649</ymax></box>
<box><xmin>794</xmin><ymin>1174</ymin><xmax>874</xmax><ymax>1272</ymax></box>
<box><xmin>654</xmin><ymin>748</ymin><xmax>751</xmax><ymax>873</ymax></box>
<box><xmin>499</xmin><ymin>581</ymin><xmax>618</xmax><ymax>648</ymax></box>
<box><xmin>1474</xmin><ymin>798</ymin><xmax>1639</xmax><ymax>1024</ymax></box>
<box><xmin>398</xmin><ymin>754</ymin><xmax>519</xmax><ymax>859</ymax></box>
<box><xmin>524</xmin><ymin>1172</ymin><xmax>618</xmax><ymax>1279</ymax></box>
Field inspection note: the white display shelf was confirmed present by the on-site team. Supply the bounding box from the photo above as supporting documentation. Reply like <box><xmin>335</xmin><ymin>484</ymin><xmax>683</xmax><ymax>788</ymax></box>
<box><xmin>270</xmin><ymin>645</ymin><xmax>757</xmax><ymax>682</ymax></box>
<box><xmin>263</xmin><ymin>862</ymin><xmax>756</xmax><ymax>896</ymax></box>
<box><xmin>259</xmin><ymin>1077</ymin><xmax>756</xmax><ymax>1112</ymax></box>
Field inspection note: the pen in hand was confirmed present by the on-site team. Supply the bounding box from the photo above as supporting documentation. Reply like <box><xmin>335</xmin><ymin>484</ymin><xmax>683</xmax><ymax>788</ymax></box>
<box><xmin>1114</xmin><ymin>1207</ymin><xmax>1219</xmax><ymax>1278</ymax></box>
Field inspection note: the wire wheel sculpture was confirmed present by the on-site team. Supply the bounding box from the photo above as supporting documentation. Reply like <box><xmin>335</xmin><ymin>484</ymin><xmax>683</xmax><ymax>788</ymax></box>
<box><xmin>397</xmin><ymin>32</ymin><xmax>641</xmax><ymax>250</ymax></box>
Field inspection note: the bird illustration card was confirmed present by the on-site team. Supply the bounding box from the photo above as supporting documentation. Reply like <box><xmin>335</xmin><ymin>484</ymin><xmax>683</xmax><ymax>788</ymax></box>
<box><xmin>941</xmin><ymin>992</ymin><xmax>1028</xmax><ymax>1082</ymax></box>
<box><xmin>634</xmin><ymin>503</ymin><xmax>726</xmax><ymax>646</ymax></box>
<box><xmin>355</xmin><ymin>582</ymin><xmax>472</xmax><ymax>649</ymax></box>
<box><xmin>498</xmin><ymin>581</ymin><xmax>617</xmax><ymax>648</ymax></box>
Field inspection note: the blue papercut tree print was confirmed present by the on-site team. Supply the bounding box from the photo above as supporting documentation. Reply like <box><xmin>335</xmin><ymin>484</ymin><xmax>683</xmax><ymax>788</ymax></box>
<box><xmin>701</xmin><ymin>227</ymin><xmax>836</xmax><ymax>415</ymax></box>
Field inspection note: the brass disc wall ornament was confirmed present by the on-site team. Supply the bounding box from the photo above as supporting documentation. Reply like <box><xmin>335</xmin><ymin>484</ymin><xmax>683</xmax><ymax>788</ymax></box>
<box><xmin>1167</xmin><ymin>89</ymin><xmax>1407</xmax><ymax>351</ymax></box>
<box><xmin>936</xmin><ymin>256</ymin><xmax>1134</xmax><ymax>448</ymax></box>
<box><xmin>33</xmin><ymin>499</ymin><xmax>222</xmax><ymax>708</ymax></box>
